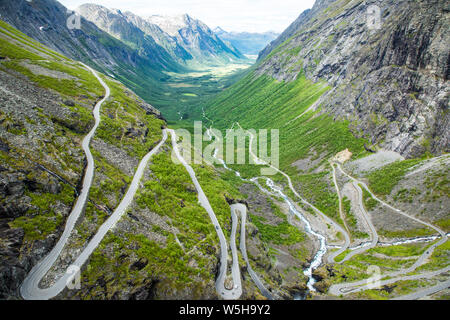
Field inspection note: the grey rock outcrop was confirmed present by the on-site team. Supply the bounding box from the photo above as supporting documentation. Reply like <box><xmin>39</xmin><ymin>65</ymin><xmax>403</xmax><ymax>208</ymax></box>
<box><xmin>257</xmin><ymin>0</ymin><xmax>449</xmax><ymax>157</ymax></box>
<box><xmin>77</xmin><ymin>4</ymin><xmax>245</xmax><ymax>67</ymax></box>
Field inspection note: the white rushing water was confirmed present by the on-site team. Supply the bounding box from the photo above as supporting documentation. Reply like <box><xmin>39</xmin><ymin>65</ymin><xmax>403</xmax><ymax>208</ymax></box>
<box><xmin>208</xmin><ymin>127</ymin><xmax>328</xmax><ymax>293</ymax></box>
<box><xmin>263</xmin><ymin>178</ymin><xmax>327</xmax><ymax>292</ymax></box>
<box><xmin>379</xmin><ymin>233</ymin><xmax>450</xmax><ymax>247</ymax></box>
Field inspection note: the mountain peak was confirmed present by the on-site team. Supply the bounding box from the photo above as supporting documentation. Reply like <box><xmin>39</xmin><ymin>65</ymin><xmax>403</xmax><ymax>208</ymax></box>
<box><xmin>213</xmin><ymin>26</ymin><xmax>227</xmax><ymax>34</ymax></box>
<box><xmin>147</xmin><ymin>14</ymin><xmax>190</xmax><ymax>36</ymax></box>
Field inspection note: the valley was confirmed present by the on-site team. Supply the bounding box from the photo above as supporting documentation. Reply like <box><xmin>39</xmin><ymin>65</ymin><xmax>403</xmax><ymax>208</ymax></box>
<box><xmin>0</xmin><ymin>0</ymin><xmax>448</xmax><ymax>302</ymax></box>
<box><xmin>159</xmin><ymin>61</ymin><xmax>253</xmax><ymax>122</ymax></box>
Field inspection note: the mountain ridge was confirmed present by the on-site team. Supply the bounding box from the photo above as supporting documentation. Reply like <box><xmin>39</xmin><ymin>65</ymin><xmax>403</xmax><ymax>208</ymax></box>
<box><xmin>77</xmin><ymin>3</ymin><xmax>246</xmax><ymax>67</ymax></box>
<box><xmin>251</xmin><ymin>0</ymin><xmax>449</xmax><ymax>157</ymax></box>
<box><xmin>145</xmin><ymin>12</ymin><xmax>246</xmax><ymax>65</ymax></box>
<box><xmin>214</xmin><ymin>27</ymin><xmax>279</xmax><ymax>56</ymax></box>
<box><xmin>0</xmin><ymin>0</ymin><xmax>189</xmax><ymax>114</ymax></box>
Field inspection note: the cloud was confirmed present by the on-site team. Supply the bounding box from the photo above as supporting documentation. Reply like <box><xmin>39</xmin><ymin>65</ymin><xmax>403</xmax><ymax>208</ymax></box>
<box><xmin>58</xmin><ymin>0</ymin><xmax>315</xmax><ymax>32</ymax></box>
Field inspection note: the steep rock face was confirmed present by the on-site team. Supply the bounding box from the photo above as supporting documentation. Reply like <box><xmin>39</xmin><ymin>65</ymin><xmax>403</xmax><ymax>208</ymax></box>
<box><xmin>256</xmin><ymin>0</ymin><xmax>449</xmax><ymax>157</ymax></box>
<box><xmin>0</xmin><ymin>0</ymin><xmax>186</xmax><ymax>111</ymax></box>
<box><xmin>148</xmin><ymin>14</ymin><xmax>245</xmax><ymax>65</ymax></box>
<box><xmin>122</xmin><ymin>11</ymin><xmax>193</xmax><ymax>62</ymax></box>
<box><xmin>76</xmin><ymin>4</ymin><xmax>192</xmax><ymax>64</ymax></box>
<box><xmin>0</xmin><ymin>20</ymin><xmax>165</xmax><ymax>299</ymax></box>
<box><xmin>76</xmin><ymin>3</ymin><xmax>245</xmax><ymax>66</ymax></box>
<box><xmin>257</xmin><ymin>0</ymin><xmax>336</xmax><ymax>61</ymax></box>
<box><xmin>0</xmin><ymin>0</ymin><xmax>179</xmax><ymax>72</ymax></box>
<box><xmin>258</xmin><ymin>9</ymin><xmax>312</xmax><ymax>61</ymax></box>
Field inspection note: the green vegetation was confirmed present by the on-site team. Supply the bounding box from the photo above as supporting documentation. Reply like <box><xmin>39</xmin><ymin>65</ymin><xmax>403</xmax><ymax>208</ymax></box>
<box><xmin>330</xmin><ymin>242</ymin><xmax>437</xmax><ymax>288</ymax></box>
<box><xmin>10</xmin><ymin>184</ymin><xmax>75</xmax><ymax>240</ymax></box>
<box><xmin>206</xmin><ymin>73</ymin><xmax>328</xmax><ymax>132</ymax></box>
<box><xmin>88</xmin><ymin>150</ymin><xmax>131</xmax><ymax>225</ymax></box>
<box><xmin>393</xmin><ymin>187</ymin><xmax>421</xmax><ymax>203</ymax></box>
<box><xmin>0</xmin><ymin>20</ymin><xmax>67</xmax><ymax>60</ymax></box>
<box><xmin>342</xmin><ymin>196</ymin><xmax>369</xmax><ymax>239</ymax></box>
<box><xmin>423</xmin><ymin>167</ymin><xmax>449</xmax><ymax>202</ymax></box>
<box><xmin>416</xmin><ymin>240</ymin><xmax>450</xmax><ymax>272</ymax></box>
<box><xmin>96</xmin><ymin>78</ymin><xmax>165</xmax><ymax>158</ymax></box>
<box><xmin>0</xmin><ymin>111</ymin><xmax>27</xmax><ymax>135</ymax></box>
<box><xmin>135</xmin><ymin>144</ymin><xmax>242</xmax><ymax>247</ymax></box>
<box><xmin>0</xmin><ymin>36</ymin><xmax>43</xmax><ymax>60</ymax></box>
<box><xmin>378</xmin><ymin>228</ymin><xmax>436</xmax><ymax>239</ymax></box>
<box><xmin>0</xmin><ymin>21</ymin><xmax>167</xmax><ymax>265</ymax></box>
<box><xmin>334</xmin><ymin>249</ymin><xmax>351</xmax><ymax>263</ymax></box>
<box><xmin>194</xmin><ymin>167</ymin><xmax>243</xmax><ymax>238</ymax></box>
<box><xmin>78</xmin><ymin>146</ymin><xmax>247</xmax><ymax>298</ymax></box>
<box><xmin>369</xmin><ymin>241</ymin><xmax>434</xmax><ymax>258</ymax></box>
<box><xmin>328</xmin><ymin>263</ymin><xmax>372</xmax><ymax>284</ymax></box>
<box><xmin>2</xmin><ymin>60</ymin><xmax>88</xmax><ymax>97</ymax></box>
<box><xmin>182</xmin><ymin>93</ymin><xmax>198</xmax><ymax>97</ymax></box>
<box><xmin>160</xmin><ymin>64</ymin><xmax>252</xmax><ymax>122</ymax></box>
<box><xmin>291</xmin><ymin>171</ymin><xmax>343</xmax><ymax>226</ymax></box>
<box><xmin>332</xmin><ymin>250</ymin><xmax>416</xmax><ymax>285</ymax></box>
<box><xmin>360</xmin><ymin>185</ymin><xmax>378</xmax><ymax>211</ymax></box>
<box><xmin>251</xmin><ymin>215</ymin><xmax>305</xmax><ymax>246</ymax></box>
<box><xmin>0</xmin><ymin>25</ymin><xmax>103</xmax><ymax>98</ymax></box>
<box><xmin>435</xmin><ymin>218</ymin><xmax>450</xmax><ymax>233</ymax></box>
<box><xmin>82</xmin><ymin>231</ymin><xmax>213</xmax><ymax>299</ymax></box>
<box><xmin>353</xmin><ymin>279</ymin><xmax>435</xmax><ymax>300</ymax></box>
<box><xmin>366</xmin><ymin>159</ymin><xmax>422</xmax><ymax>196</ymax></box>
<box><xmin>204</xmin><ymin>72</ymin><xmax>368</xmax><ymax>182</ymax></box>
<box><xmin>250</xmin><ymin>200</ymin><xmax>305</xmax><ymax>246</ymax></box>
<box><xmin>347</xmin><ymin>251</ymin><xmax>415</xmax><ymax>270</ymax></box>
<box><xmin>10</xmin><ymin>212</ymin><xmax>64</xmax><ymax>241</ymax></box>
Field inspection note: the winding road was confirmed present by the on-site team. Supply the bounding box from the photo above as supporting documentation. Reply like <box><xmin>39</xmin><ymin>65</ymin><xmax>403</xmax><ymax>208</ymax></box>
<box><xmin>168</xmin><ymin>129</ymin><xmax>242</xmax><ymax>300</ymax></box>
<box><xmin>20</xmin><ymin>66</ymin><xmax>168</xmax><ymax>300</ymax></box>
<box><xmin>339</xmin><ymin>181</ymin><xmax>379</xmax><ymax>263</ymax></box>
<box><xmin>331</xmin><ymin>163</ymin><xmax>350</xmax><ymax>236</ymax></box>
<box><xmin>327</xmin><ymin>163</ymin><xmax>449</xmax><ymax>298</ymax></box>
<box><xmin>206</xmin><ymin>121</ymin><xmax>448</xmax><ymax>299</ymax></box>
<box><xmin>20</xmin><ymin>64</ymin><xmax>110</xmax><ymax>300</ymax></box>
<box><xmin>329</xmin><ymin>266</ymin><xmax>450</xmax><ymax>297</ymax></box>
<box><xmin>232</xmin><ymin>203</ymin><xmax>274</xmax><ymax>299</ymax></box>
<box><xmin>236</xmin><ymin>123</ymin><xmax>350</xmax><ymax>266</ymax></box>
<box><xmin>207</xmin><ymin>128</ymin><xmax>274</xmax><ymax>298</ymax></box>
<box><xmin>24</xmin><ymin>73</ymin><xmax>444</xmax><ymax>300</ymax></box>
<box><xmin>336</xmin><ymin>163</ymin><xmax>447</xmax><ymax>240</ymax></box>
<box><xmin>330</xmin><ymin>161</ymin><xmax>379</xmax><ymax>263</ymax></box>
<box><xmin>228</xmin><ymin>206</ymin><xmax>242</xmax><ymax>293</ymax></box>
<box><xmin>210</xmin><ymin>123</ymin><xmax>350</xmax><ymax>291</ymax></box>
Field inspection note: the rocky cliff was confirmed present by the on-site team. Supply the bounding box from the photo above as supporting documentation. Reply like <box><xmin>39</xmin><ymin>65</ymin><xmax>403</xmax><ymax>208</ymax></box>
<box><xmin>0</xmin><ymin>20</ymin><xmax>165</xmax><ymax>299</ymax></box>
<box><xmin>0</xmin><ymin>0</ymin><xmax>182</xmax><ymax>72</ymax></box>
<box><xmin>0</xmin><ymin>0</ymin><xmax>186</xmax><ymax>113</ymax></box>
<box><xmin>147</xmin><ymin>14</ymin><xmax>245</xmax><ymax>65</ymax></box>
<box><xmin>76</xmin><ymin>4</ymin><xmax>193</xmax><ymax>64</ymax></box>
<box><xmin>257</xmin><ymin>0</ymin><xmax>449</xmax><ymax>157</ymax></box>
<box><xmin>77</xmin><ymin>3</ymin><xmax>246</xmax><ymax>67</ymax></box>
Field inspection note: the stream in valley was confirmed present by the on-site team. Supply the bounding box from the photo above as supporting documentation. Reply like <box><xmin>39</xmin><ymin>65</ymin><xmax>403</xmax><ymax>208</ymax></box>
<box><xmin>207</xmin><ymin>128</ymin><xmax>328</xmax><ymax>294</ymax></box>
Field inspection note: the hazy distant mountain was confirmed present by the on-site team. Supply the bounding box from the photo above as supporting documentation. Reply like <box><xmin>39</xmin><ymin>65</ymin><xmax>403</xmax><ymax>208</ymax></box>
<box><xmin>213</xmin><ymin>27</ymin><xmax>279</xmax><ymax>56</ymax></box>
<box><xmin>77</xmin><ymin>4</ymin><xmax>193</xmax><ymax>63</ymax></box>
<box><xmin>76</xmin><ymin>4</ymin><xmax>245</xmax><ymax>66</ymax></box>
<box><xmin>211</xmin><ymin>0</ymin><xmax>450</xmax><ymax>158</ymax></box>
<box><xmin>0</xmin><ymin>0</ymin><xmax>185</xmax><ymax>107</ymax></box>
<box><xmin>147</xmin><ymin>14</ymin><xmax>246</xmax><ymax>65</ymax></box>
<box><xmin>0</xmin><ymin>0</ymin><xmax>181</xmax><ymax>72</ymax></box>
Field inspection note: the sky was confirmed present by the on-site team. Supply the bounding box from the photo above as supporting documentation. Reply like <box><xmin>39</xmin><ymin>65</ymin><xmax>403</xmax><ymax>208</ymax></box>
<box><xmin>58</xmin><ymin>0</ymin><xmax>316</xmax><ymax>33</ymax></box>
